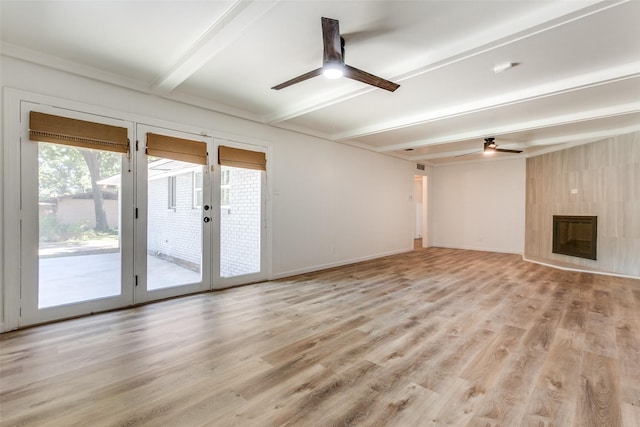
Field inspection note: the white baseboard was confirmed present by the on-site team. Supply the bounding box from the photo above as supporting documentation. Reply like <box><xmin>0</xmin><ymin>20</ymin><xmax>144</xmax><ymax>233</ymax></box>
<box><xmin>432</xmin><ymin>243</ymin><xmax>523</xmax><ymax>256</ymax></box>
<box><xmin>270</xmin><ymin>247</ymin><xmax>412</xmax><ymax>280</ymax></box>
<box><xmin>522</xmin><ymin>255</ymin><xmax>640</xmax><ymax>280</ymax></box>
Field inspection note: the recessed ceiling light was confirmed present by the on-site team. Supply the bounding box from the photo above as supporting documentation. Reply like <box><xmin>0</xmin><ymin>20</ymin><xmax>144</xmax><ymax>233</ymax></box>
<box><xmin>493</xmin><ymin>62</ymin><xmax>517</xmax><ymax>73</ymax></box>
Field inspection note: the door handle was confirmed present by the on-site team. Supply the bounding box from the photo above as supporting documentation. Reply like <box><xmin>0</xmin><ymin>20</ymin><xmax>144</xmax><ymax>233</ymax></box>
<box><xmin>203</xmin><ymin>217</ymin><xmax>211</xmax><ymax>223</ymax></box>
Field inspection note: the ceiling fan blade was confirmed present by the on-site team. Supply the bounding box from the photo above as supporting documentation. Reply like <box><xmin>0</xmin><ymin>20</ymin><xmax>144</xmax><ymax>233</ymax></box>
<box><xmin>343</xmin><ymin>65</ymin><xmax>400</xmax><ymax>92</ymax></box>
<box><xmin>322</xmin><ymin>17</ymin><xmax>343</xmax><ymax>64</ymax></box>
<box><xmin>495</xmin><ymin>148</ymin><xmax>523</xmax><ymax>154</ymax></box>
<box><xmin>271</xmin><ymin>68</ymin><xmax>323</xmax><ymax>90</ymax></box>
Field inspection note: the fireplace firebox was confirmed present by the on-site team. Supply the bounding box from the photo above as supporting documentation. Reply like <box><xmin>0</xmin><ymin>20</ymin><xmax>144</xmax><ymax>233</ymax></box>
<box><xmin>552</xmin><ymin>215</ymin><xmax>597</xmax><ymax>260</ymax></box>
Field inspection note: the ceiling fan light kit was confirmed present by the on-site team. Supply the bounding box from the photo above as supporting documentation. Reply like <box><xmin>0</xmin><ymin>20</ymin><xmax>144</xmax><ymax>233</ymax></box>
<box><xmin>484</xmin><ymin>138</ymin><xmax>497</xmax><ymax>154</ymax></box>
<box><xmin>322</xmin><ymin>63</ymin><xmax>344</xmax><ymax>79</ymax></box>
<box><xmin>271</xmin><ymin>17</ymin><xmax>400</xmax><ymax>92</ymax></box>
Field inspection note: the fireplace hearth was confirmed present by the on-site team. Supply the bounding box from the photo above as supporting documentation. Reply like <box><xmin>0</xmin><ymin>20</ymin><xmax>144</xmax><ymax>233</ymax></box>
<box><xmin>552</xmin><ymin>215</ymin><xmax>597</xmax><ymax>260</ymax></box>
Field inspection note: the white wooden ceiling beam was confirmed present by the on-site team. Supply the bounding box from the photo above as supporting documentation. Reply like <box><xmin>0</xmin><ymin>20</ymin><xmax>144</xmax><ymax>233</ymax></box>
<box><xmin>408</xmin><ymin>124</ymin><xmax>640</xmax><ymax>166</ymax></box>
<box><xmin>150</xmin><ymin>0</ymin><xmax>279</xmax><ymax>96</ymax></box>
<box><xmin>357</xmin><ymin>64</ymin><xmax>640</xmax><ymax>149</ymax></box>
<box><xmin>386</xmin><ymin>102</ymin><xmax>640</xmax><ymax>155</ymax></box>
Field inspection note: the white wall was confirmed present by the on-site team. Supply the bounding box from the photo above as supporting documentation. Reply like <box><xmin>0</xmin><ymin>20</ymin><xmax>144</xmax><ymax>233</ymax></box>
<box><xmin>271</xmin><ymin>133</ymin><xmax>414</xmax><ymax>276</ymax></box>
<box><xmin>432</xmin><ymin>158</ymin><xmax>526</xmax><ymax>254</ymax></box>
<box><xmin>1</xmin><ymin>57</ymin><xmax>415</xmax><ymax>330</ymax></box>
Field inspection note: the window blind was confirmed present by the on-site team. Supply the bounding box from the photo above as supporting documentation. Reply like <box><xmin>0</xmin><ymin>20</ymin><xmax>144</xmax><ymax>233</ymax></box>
<box><xmin>218</xmin><ymin>146</ymin><xmax>266</xmax><ymax>171</ymax></box>
<box><xmin>146</xmin><ymin>133</ymin><xmax>207</xmax><ymax>165</ymax></box>
<box><xmin>29</xmin><ymin>111</ymin><xmax>129</xmax><ymax>154</ymax></box>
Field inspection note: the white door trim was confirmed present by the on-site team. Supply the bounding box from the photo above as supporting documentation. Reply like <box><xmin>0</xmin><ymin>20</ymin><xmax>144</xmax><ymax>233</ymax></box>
<box><xmin>18</xmin><ymin>101</ymin><xmax>136</xmax><ymax>327</ymax></box>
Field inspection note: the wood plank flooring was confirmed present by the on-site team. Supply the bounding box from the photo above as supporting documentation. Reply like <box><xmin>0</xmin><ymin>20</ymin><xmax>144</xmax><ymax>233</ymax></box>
<box><xmin>1</xmin><ymin>247</ymin><xmax>640</xmax><ymax>426</ymax></box>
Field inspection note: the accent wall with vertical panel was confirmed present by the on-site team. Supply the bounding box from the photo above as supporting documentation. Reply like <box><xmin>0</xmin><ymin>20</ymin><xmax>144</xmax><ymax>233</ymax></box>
<box><xmin>524</xmin><ymin>132</ymin><xmax>640</xmax><ymax>277</ymax></box>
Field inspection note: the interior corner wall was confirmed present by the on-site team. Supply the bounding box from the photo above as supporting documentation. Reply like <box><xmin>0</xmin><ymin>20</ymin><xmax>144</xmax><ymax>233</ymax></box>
<box><xmin>524</xmin><ymin>132</ymin><xmax>640</xmax><ymax>277</ymax></box>
<box><xmin>1</xmin><ymin>56</ymin><xmax>415</xmax><ymax>329</ymax></box>
<box><xmin>432</xmin><ymin>158</ymin><xmax>526</xmax><ymax>254</ymax></box>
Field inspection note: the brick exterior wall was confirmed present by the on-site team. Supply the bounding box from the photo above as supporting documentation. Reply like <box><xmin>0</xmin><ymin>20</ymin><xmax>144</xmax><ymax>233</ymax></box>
<box><xmin>147</xmin><ymin>171</ymin><xmax>202</xmax><ymax>270</ymax></box>
<box><xmin>146</xmin><ymin>166</ymin><xmax>262</xmax><ymax>277</ymax></box>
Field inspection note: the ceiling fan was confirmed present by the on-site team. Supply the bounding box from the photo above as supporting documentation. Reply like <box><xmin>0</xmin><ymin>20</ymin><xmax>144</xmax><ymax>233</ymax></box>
<box><xmin>483</xmin><ymin>137</ymin><xmax>523</xmax><ymax>154</ymax></box>
<box><xmin>271</xmin><ymin>17</ymin><xmax>400</xmax><ymax>92</ymax></box>
<box><xmin>455</xmin><ymin>137</ymin><xmax>524</xmax><ymax>157</ymax></box>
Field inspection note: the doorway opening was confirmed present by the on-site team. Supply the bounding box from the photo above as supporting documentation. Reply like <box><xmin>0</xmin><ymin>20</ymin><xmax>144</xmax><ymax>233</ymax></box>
<box><xmin>413</xmin><ymin>175</ymin><xmax>428</xmax><ymax>250</ymax></box>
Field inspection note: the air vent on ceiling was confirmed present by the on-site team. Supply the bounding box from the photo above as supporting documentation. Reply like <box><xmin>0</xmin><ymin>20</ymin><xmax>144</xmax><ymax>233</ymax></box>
<box><xmin>416</xmin><ymin>163</ymin><xmax>425</xmax><ymax>171</ymax></box>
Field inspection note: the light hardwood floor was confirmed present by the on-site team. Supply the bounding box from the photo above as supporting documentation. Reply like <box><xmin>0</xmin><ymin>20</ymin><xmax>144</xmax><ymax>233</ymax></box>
<box><xmin>1</xmin><ymin>247</ymin><xmax>639</xmax><ymax>426</ymax></box>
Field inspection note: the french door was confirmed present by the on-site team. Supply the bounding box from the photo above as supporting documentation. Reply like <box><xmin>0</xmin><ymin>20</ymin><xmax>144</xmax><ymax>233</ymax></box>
<box><xmin>18</xmin><ymin>104</ymin><xmax>266</xmax><ymax>326</ymax></box>
<box><xmin>20</xmin><ymin>103</ymin><xmax>135</xmax><ymax>325</ymax></box>
<box><xmin>213</xmin><ymin>139</ymin><xmax>268</xmax><ymax>288</ymax></box>
<box><xmin>133</xmin><ymin>124</ymin><xmax>213</xmax><ymax>303</ymax></box>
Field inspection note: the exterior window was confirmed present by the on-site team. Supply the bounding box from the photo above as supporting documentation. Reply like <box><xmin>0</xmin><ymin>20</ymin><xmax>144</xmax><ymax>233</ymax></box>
<box><xmin>168</xmin><ymin>176</ymin><xmax>176</xmax><ymax>209</ymax></box>
<box><xmin>193</xmin><ymin>171</ymin><xmax>203</xmax><ymax>208</ymax></box>
<box><xmin>221</xmin><ymin>168</ymin><xmax>231</xmax><ymax>207</ymax></box>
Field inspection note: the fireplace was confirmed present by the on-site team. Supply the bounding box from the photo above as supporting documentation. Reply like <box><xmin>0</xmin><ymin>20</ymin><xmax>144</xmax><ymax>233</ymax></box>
<box><xmin>552</xmin><ymin>215</ymin><xmax>597</xmax><ymax>260</ymax></box>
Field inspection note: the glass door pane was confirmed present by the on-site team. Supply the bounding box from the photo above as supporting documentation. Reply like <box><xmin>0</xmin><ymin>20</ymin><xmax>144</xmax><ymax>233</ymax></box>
<box><xmin>146</xmin><ymin>157</ymin><xmax>203</xmax><ymax>290</ymax></box>
<box><xmin>134</xmin><ymin>124</ymin><xmax>212</xmax><ymax>303</ymax></box>
<box><xmin>219</xmin><ymin>165</ymin><xmax>262</xmax><ymax>278</ymax></box>
<box><xmin>38</xmin><ymin>144</ymin><xmax>123</xmax><ymax>307</ymax></box>
<box><xmin>214</xmin><ymin>140</ymin><xmax>267</xmax><ymax>288</ymax></box>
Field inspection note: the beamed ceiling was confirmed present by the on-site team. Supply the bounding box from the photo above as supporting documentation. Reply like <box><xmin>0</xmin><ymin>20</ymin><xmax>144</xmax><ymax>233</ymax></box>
<box><xmin>1</xmin><ymin>0</ymin><xmax>639</xmax><ymax>165</ymax></box>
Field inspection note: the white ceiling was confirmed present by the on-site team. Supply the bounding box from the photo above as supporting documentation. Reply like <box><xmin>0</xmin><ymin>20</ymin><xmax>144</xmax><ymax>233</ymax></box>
<box><xmin>2</xmin><ymin>0</ymin><xmax>639</xmax><ymax>165</ymax></box>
